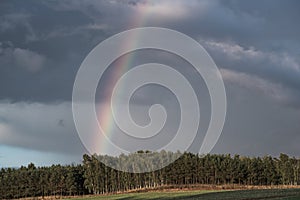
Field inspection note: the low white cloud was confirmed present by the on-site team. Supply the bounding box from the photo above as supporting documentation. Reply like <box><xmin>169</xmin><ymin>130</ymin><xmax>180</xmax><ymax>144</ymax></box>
<box><xmin>13</xmin><ymin>48</ymin><xmax>46</xmax><ymax>72</ymax></box>
<box><xmin>203</xmin><ymin>40</ymin><xmax>300</xmax><ymax>71</ymax></box>
<box><xmin>132</xmin><ymin>0</ymin><xmax>190</xmax><ymax>19</ymax></box>
<box><xmin>0</xmin><ymin>43</ymin><xmax>46</xmax><ymax>72</ymax></box>
<box><xmin>221</xmin><ymin>68</ymin><xmax>293</xmax><ymax>104</ymax></box>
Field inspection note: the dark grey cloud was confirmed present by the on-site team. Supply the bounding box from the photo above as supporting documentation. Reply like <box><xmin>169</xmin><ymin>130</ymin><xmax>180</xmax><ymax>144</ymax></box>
<box><xmin>212</xmin><ymin>81</ymin><xmax>300</xmax><ymax>157</ymax></box>
<box><xmin>0</xmin><ymin>0</ymin><xmax>299</xmax><ymax>163</ymax></box>
<box><xmin>221</xmin><ymin>0</ymin><xmax>300</xmax><ymax>43</ymax></box>
<box><xmin>1</xmin><ymin>0</ymin><xmax>299</xmax><ymax>103</ymax></box>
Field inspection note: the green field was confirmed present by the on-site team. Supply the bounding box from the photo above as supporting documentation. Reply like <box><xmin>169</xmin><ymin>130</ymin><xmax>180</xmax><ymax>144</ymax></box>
<box><xmin>69</xmin><ymin>189</ymin><xmax>300</xmax><ymax>200</ymax></box>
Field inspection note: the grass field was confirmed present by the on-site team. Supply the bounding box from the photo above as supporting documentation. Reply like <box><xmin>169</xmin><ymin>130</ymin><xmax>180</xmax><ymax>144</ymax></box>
<box><xmin>68</xmin><ymin>189</ymin><xmax>300</xmax><ymax>200</ymax></box>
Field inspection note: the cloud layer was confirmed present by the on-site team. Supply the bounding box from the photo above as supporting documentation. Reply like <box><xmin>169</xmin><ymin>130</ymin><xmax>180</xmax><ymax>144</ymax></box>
<box><xmin>0</xmin><ymin>0</ymin><xmax>299</xmax><ymax>166</ymax></box>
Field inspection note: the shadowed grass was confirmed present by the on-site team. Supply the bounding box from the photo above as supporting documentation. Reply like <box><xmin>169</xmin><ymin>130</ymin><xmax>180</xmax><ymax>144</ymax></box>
<box><xmin>68</xmin><ymin>188</ymin><xmax>300</xmax><ymax>200</ymax></box>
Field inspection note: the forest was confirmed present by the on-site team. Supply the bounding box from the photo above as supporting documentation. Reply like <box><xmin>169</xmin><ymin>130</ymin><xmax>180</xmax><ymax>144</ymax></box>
<box><xmin>0</xmin><ymin>152</ymin><xmax>300</xmax><ymax>199</ymax></box>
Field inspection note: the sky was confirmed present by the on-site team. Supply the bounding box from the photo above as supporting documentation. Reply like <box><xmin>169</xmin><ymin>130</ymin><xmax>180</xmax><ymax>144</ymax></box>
<box><xmin>0</xmin><ymin>0</ymin><xmax>300</xmax><ymax>167</ymax></box>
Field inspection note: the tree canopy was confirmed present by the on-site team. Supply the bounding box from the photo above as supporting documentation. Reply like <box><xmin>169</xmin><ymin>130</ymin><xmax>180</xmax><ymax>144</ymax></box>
<box><xmin>0</xmin><ymin>152</ymin><xmax>299</xmax><ymax>199</ymax></box>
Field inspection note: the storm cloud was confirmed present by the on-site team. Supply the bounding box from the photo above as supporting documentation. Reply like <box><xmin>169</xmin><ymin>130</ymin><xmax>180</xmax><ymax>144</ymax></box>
<box><xmin>0</xmin><ymin>0</ymin><xmax>299</xmax><ymax>166</ymax></box>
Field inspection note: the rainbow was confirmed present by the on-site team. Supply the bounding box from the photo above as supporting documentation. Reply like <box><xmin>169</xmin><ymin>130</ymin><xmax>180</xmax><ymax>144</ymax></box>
<box><xmin>95</xmin><ymin>7</ymin><xmax>148</xmax><ymax>154</ymax></box>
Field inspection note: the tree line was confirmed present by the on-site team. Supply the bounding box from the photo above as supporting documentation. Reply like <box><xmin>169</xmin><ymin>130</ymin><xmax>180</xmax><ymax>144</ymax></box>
<box><xmin>0</xmin><ymin>152</ymin><xmax>300</xmax><ymax>199</ymax></box>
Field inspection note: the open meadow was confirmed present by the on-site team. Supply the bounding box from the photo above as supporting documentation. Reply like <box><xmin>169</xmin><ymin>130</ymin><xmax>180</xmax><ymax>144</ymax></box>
<box><xmin>68</xmin><ymin>189</ymin><xmax>300</xmax><ymax>200</ymax></box>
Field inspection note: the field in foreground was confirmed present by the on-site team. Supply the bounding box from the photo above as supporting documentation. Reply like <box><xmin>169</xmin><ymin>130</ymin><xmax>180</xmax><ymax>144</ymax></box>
<box><xmin>68</xmin><ymin>189</ymin><xmax>300</xmax><ymax>200</ymax></box>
